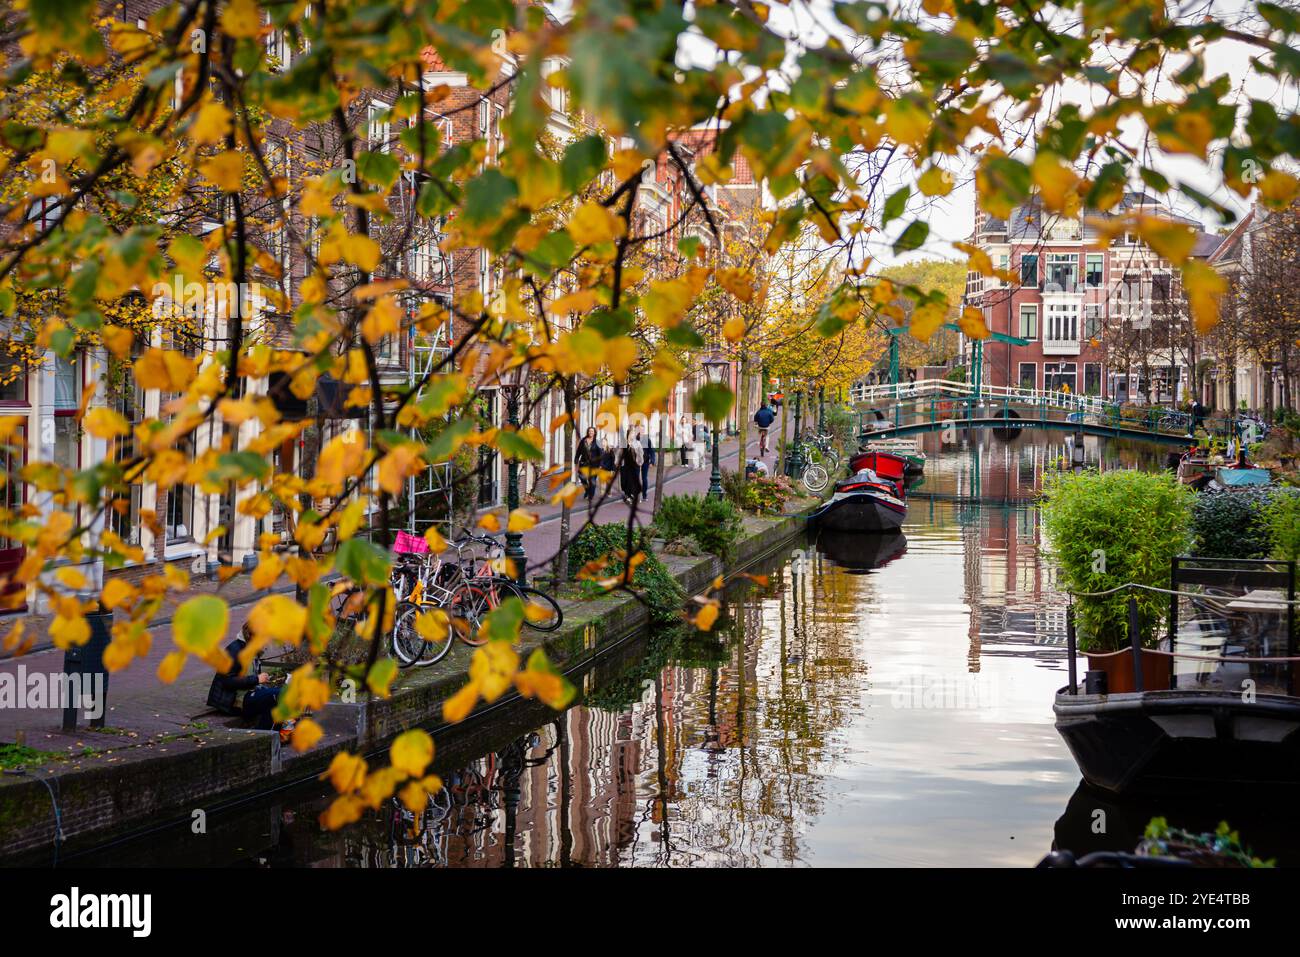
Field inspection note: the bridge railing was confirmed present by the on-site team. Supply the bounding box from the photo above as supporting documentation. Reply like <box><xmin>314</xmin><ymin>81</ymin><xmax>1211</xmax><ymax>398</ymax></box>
<box><xmin>855</xmin><ymin>392</ymin><xmax>1219</xmax><ymax>441</ymax></box>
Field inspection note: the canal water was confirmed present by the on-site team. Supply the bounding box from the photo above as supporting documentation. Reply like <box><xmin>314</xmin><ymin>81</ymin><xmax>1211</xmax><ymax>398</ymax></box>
<box><xmin>76</xmin><ymin>431</ymin><xmax>1297</xmax><ymax>867</ymax></box>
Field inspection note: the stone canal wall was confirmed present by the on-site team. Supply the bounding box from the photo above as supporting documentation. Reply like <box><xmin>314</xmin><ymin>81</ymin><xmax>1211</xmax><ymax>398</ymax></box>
<box><xmin>0</xmin><ymin>509</ymin><xmax>807</xmax><ymax>862</ymax></box>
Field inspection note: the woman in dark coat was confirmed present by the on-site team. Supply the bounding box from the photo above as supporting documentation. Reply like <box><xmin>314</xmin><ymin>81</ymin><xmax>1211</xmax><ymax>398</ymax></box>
<box><xmin>619</xmin><ymin>428</ymin><xmax>643</xmax><ymax>503</ymax></box>
<box><xmin>574</xmin><ymin>427</ymin><xmax>602</xmax><ymax>501</ymax></box>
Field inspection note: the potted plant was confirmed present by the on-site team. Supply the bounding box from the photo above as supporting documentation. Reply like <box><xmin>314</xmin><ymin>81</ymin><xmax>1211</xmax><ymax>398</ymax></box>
<box><xmin>1040</xmin><ymin>469</ymin><xmax>1193</xmax><ymax>692</ymax></box>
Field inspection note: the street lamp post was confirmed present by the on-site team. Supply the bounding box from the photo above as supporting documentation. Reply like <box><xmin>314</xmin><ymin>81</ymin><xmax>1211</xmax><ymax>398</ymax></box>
<box><xmin>787</xmin><ymin>388</ymin><xmax>804</xmax><ymax>478</ymax></box>
<box><xmin>703</xmin><ymin>355</ymin><xmax>728</xmax><ymax>499</ymax></box>
<box><xmin>503</xmin><ymin>381</ymin><xmax>526</xmax><ymax>585</ymax></box>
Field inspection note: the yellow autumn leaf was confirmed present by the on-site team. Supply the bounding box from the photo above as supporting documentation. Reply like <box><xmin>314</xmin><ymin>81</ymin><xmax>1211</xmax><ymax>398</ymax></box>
<box><xmin>442</xmin><ymin>680</ymin><xmax>479</xmax><ymax>722</ymax></box>
<box><xmin>415</xmin><ymin>608</ymin><xmax>450</xmax><ymax>645</ymax></box>
<box><xmin>291</xmin><ymin>718</ymin><xmax>324</xmax><ymax>752</ymax></box>
<box><xmin>55</xmin><ymin>566</ymin><xmax>88</xmax><ymax>590</ymax></box>
<box><xmin>507</xmin><ymin>508</ymin><xmax>538</xmax><ymax>532</ymax></box>
<box><xmin>100</xmin><ymin>326</ymin><xmax>134</xmax><ymax>359</ymax></box>
<box><xmin>1259</xmin><ymin>170</ymin><xmax>1299</xmax><ymax>210</ymax></box>
<box><xmin>220</xmin><ymin>0</ymin><xmax>262</xmax><ymax>38</ymax></box>
<box><xmin>321</xmin><ymin>751</ymin><xmax>368</xmax><ymax>793</ymax></box>
<box><xmin>477</xmin><ymin>511</ymin><xmax>501</xmax><ymax>533</ymax></box>
<box><xmin>716</xmin><ymin>267</ymin><xmax>755</xmax><ymax>303</ymax></box>
<box><xmin>250</xmin><ymin>552</ymin><xmax>282</xmax><ymax>590</ymax></box>
<box><xmin>157</xmin><ymin>649</ymin><xmax>187</xmax><ymax>684</ymax></box>
<box><xmin>917</xmin><ymin>165</ymin><xmax>954</xmax><ymax>197</ymax></box>
<box><xmin>361</xmin><ymin>295</ymin><xmax>401</xmax><ymax>345</ymax></box>
<box><xmin>469</xmin><ymin>640</ymin><xmax>519</xmax><ymax>703</ymax></box>
<box><xmin>247</xmin><ymin>593</ymin><xmax>308</xmax><ymax>646</ymax></box>
<box><xmin>1031</xmin><ymin>153</ymin><xmax>1081</xmax><ymax>216</ymax></box>
<box><xmin>191</xmin><ymin>101</ymin><xmax>233</xmax><ymax>145</ymax></box>
<box><xmin>1182</xmin><ymin>260</ymin><xmax>1227</xmax><ymax>334</ymax></box>
<box><xmin>568</xmin><ymin>201</ymin><xmax>625</xmax><ymax>246</ymax></box>
<box><xmin>199</xmin><ymin>150</ymin><xmax>246</xmax><ymax>192</ymax></box>
<box><xmin>341</xmin><ymin>233</ymin><xmax>382</xmax><ymax>272</ymax></box>
<box><xmin>722</xmin><ymin>315</ymin><xmax>747</xmax><ymax>343</ymax></box>
<box><xmin>100</xmin><ymin>578</ymin><xmax>136</xmax><ymax>610</ymax></box>
<box><xmin>910</xmin><ymin>302</ymin><xmax>947</xmax><ymax>342</ymax></box>
<box><xmin>390</xmin><ymin>728</ymin><xmax>435</xmax><ymax>778</ymax></box>
<box><xmin>695</xmin><ymin>601</ymin><xmax>720</xmax><ymax>632</ymax></box>
<box><xmin>957</xmin><ymin>306</ymin><xmax>990</xmax><ymax>340</ymax></box>
<box><xmin>604</xmin><ymin>336</ymin><xmax>639</xmax><ymax>383</ymax></box>
<box><xmin>316</xmin><ymin>432</ymin><xmax>368</xmax><ymax>488</ymax></box>
<box><xmin>377</xmin><ymin>443</ymin><xmax>423</xmax><ymax>495</ymax></box>
<box><xmin>423</xmin><ymin>526</ymin><xmax>448</xmax><ymax>553</ymax></box>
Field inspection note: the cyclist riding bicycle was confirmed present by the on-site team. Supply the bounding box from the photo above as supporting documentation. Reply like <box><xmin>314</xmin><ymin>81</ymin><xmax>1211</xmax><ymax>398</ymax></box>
<box><xmin>754</xmin><ymin>402</ymin><xmax>776</xmax><ymax>456</ymax></box>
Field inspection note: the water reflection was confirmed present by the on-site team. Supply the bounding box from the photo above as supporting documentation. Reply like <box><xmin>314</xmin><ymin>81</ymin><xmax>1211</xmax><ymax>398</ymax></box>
<box><xmin>74</xmin><ymin>433</ymin><xmax>1297</xmax><ymax>867</ymax></box>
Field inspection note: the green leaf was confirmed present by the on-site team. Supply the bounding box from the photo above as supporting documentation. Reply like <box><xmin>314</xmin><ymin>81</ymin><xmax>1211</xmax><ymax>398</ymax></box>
<box><xmin>584</xmin><ymin>307</ymin><xmax>633</xmax><ymax>339</ymax></box>
<box><xmin>892</xmin><ymin>220</ymin><xmax>930</xmax><ymax>254</ymax></box>
<box><xmin>356</xmin><ymin>150</ymin><xmax>400</xmax><ymax>190</ymax></box>
<box><xmin>480</xmin><ymin>596</ymin><xmax>525</xmax><ymax>643</ymax></box>
<box><xmin>497</xmin><ymin>429</ymin><xmax>544</xmax><ymax>462</ymax></box>
<box><xmin>691</xmin><ymin>382</ymin><xmax>734</xmax><ymax>424</ymax></box>
<box><xmin>462</xmin><ymin>169</ymin><xmax>517</xmax><ymax>227</ymax></box>
<box><xmin>560</xmin><ymin>135</ymin><xmax>607</xmax><ymax>193</ymax></box>
<box><xmin>173</xmin><ymin>595</ymin><xmax>229</xmax><ymax>656</ymax></box>
<box><xmin>335</xmin><ymin>538</ymin><xmax>391</xmax><ymax>587</ymax></box>
<box><xmin>882</xmin><ymin>186</ymin><xmax>909</xmax><ymax>228</ymax></box>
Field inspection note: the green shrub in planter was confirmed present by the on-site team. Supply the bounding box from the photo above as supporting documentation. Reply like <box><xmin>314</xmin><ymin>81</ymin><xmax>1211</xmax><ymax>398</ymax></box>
<box><xmin>1191</xmin><ymin>487</ymin><xmax>1276</xmax><ymax>559</ymax></box>
<box><xmin>566</xmin><ymin>523</ymin><xmax>684</xmax><ymax>625</ymax></box>
<box><xmin>1265</xmin><ymin>488</ymin><xmax>1300</xmax><ymax>563</ymax></box>
<box><xmin>1040</xmin><ymin>469</ymin><xmax>1193</xmax><ymax>651</ymax></box>
<box><xmin>653</xmin><ymin>494</ymin><xmax>743</xmax><ymax>561</ymax></box>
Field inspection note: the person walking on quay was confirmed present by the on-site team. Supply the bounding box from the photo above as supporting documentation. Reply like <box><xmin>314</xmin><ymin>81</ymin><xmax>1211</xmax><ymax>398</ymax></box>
<box><xmin>678</xmin><ymin>414</ymin><xmax>693</xmax><ymax>466</ymax></box>
<box><xmin>599</xmin><ymin>432</ymin><xmax>618</xmax><ymax>497</ymax></box>
<box><xmin>637</xmin><ymin>423</ymin><xmax>655</xmax><ymax>501</ymax></box>
<box><xmin>692</xmin><ymin>420</ymin><xmax>710</xmax><ymax>470</ymax></box>
<box><xmin>620</xmin><ymin>427</ymin><xmax>643</xmax><ymax>504</ymax></box>
<box><xmin>575</xmin><ymin>426</ymin><xmax>602</xmax><ymax>502</ymax></box>
<box><xmin>754</xmin><ymin>401</ymin><xmax>776</xmax><ymax>457</ymax></box>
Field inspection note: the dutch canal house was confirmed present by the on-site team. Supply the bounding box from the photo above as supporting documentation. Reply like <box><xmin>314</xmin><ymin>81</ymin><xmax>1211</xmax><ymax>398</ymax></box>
<box><xmin>963</xmin><ymin>191</ymin><xmax>1223</xmax><ymax>405</ymax></box>
<box><xmin>0</xmin><ymin>1</ymin><xmax>763</xmax><ymax>618</ymax></box>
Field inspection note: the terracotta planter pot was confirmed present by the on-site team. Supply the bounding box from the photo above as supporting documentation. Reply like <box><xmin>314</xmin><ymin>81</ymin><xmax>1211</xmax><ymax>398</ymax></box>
<box><xmin>1085</xmin><ymin>648</ymin><xmax>1170</xmax><ymax>694</ymax></box>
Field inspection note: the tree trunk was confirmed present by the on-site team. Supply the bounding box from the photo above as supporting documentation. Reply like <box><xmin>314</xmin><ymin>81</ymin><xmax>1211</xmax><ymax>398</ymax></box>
<box><xmin>736</xmin><ymin>350</ymin><xmax>749</xmax><ymax>474</ymax></box>
<box><xmin>552</xmin><ymin>379</ymin><xmax>577</xmax><ymax>584</ymax></box>
<box><xmin>652</xmin><ymin>408</ymin><xmax>667</xmax><ymax>513</ymax></box>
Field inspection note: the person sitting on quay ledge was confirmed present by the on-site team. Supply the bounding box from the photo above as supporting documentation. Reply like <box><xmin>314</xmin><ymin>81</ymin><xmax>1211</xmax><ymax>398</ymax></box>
<box><xmin>207</xmin><ymin>622</ymin><xmax>281</xmax><ymax>731</ymax></box>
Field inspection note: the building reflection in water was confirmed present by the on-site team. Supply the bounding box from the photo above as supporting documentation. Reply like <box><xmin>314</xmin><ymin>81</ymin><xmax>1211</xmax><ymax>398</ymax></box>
<box><xmin>120</xmin><ymin>432</ymin><xmax>1279</xmax><ymax>868</ymax></box>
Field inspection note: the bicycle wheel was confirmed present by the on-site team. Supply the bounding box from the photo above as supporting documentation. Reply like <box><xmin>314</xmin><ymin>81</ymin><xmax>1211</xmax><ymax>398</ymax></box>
<box><xmin>513</xmin><ymin>584</ymin><xmax>564</xmax><ymax>633</ymax></box>
<box><xmin>801</xmin><ymin>463</ymin><xmax>829</xmax><ymax>493</ymax></box>
<box><xmin>448</xmin><ymin>583</ymin><xmax>493</xmax><ymax>646</ymax></box>
<box><xmin>390</xmin><ymin>602</ymin><xmax>426</xmax><ymax>668</ymax></box>
<box><xmin>413</xmin><ymin>605</ymin><xmax>455</xmax><ymax>667</ymax></box>
<box><xmin>329</xmin><ymin>586</ymin><xmax>364</xmax><ymax>624</ymax></box>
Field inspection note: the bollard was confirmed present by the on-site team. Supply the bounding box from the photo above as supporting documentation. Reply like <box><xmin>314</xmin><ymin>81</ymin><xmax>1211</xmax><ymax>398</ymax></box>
<box><xmin>61</xmin><ymin>607</ymin><xmax>112</xmax><ymax>731</ymax></box>
<box><xmin>1084</xmin><ymin>670</ymin><xmax>1108</xmax><ymax>695</ymax></box>
<box><xmin>1066</xmin><ymin>604</ymin><xmax>1078</xmax><ymax>694</ymax></box>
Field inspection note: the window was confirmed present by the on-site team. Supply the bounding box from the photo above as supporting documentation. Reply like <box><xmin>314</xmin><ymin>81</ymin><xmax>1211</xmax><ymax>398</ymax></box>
<box><xmin>166</xmin><ymin>437</ymin><xmax>195</xmax><ymax>542</ymax></box>
<box><xmin>1044</xmin><ymin>362</ymin><xmax>1077</xmax><ymax>393</ymax></box>
<box><xmin>1084</xmin><ymin>362</ymin><xmax>1102</xmax><ymax>397</ymax></box>
<box><xmin>265</xmin><ymin>19</ymin><xmax>292</xmax><ymax>70</ymax></box>
<box><xmin>1084</xmin><ymin>303</ymin><xmax>1102</xmax><ymax>339</ymax></box>
<box><xmin>1018</xmin><ymin>303</ymin><xmax>1038</xmax><ymax>339</ymax></box>
<box><xmin>1046</xmin><ymin>254</ymin><xmax>1077</xmax><ymax>291</ymax></box>
<box><xmin>1085</xmin><ymin>253</ymin><xmax>1104</xmax><ymax>287</ymax></box>
<box><xmin>410</xmin><ymin>226</ymin><xmax>444</xmax><ymax>282</ymax></box>
<box><xmin>1151</xmin><ymin>272</ymin><xmax>1172</xmax><ymax>301</ymax></box>
<box><xmin>1045</xmin><ymin>302</ymin><xmax>1078</xmax><ymax>342</ymax></box>
<box><xmin>1019</xmin><ymin>254</ymin><xmax>1038</xmax><ymax>288</ymax></box>
<box><xmin>0</xmin><ymin>353</ymin><xmax>26</xmax><ymax>403</ymax></box>
<box><xmin>368</xmin><ymin>101</ymin><xmax>391</xmax><ymax>153</ymax></box>
<box><xmin>52</xmin><ymin>355</ymin><xmax>80</xmax><ymax>472</ymax></box>
<box><xmin>106</xmin><ymin>355</ymin><xmax>144</xmax><ymax>546</ymax></box>
<box><xmin>1045</xmin><ymin>218</ymin><xmax>1081</xmax><ymax>241</ymax></box>
<box><xmin>1018</xmin><ymin>362</ymin><xmax>1037</xmax><ymax>391</ymax></box>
